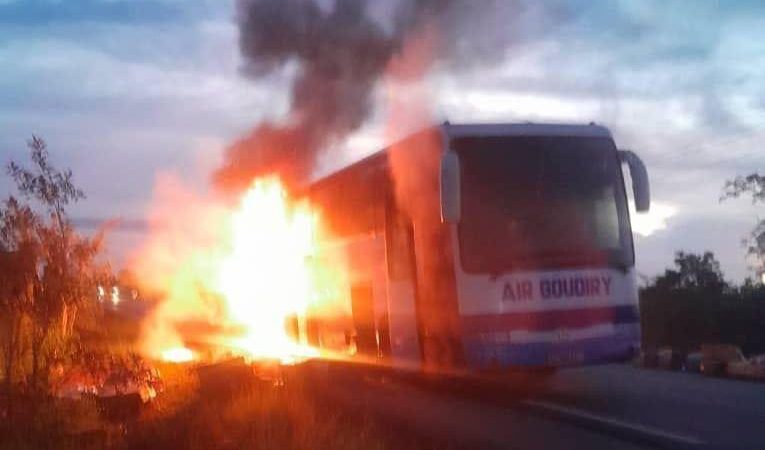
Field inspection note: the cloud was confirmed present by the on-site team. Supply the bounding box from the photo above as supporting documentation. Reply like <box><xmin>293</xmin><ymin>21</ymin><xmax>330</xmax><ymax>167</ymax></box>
<box><xmin>311</xmin><ymin>0</ymin><xmax>765</xmax><ymax>280</ymax></box>
<box><xmin>0</xmin><ymin>0</ymin><xmax>225</xmax><ymax>25</ymax></box>
<box><xmin>0</xmin><ymin>3</ymin><xmax>271</xmax><ymax>222</ymax></box>
<box><xmin>630</xmin><ymin>201</ymin><xmax>677</xmax><ymax>237</ymax></box>
<box><xmin>0</xmin><ymin>0</ymin><xmax>172</xmax><ymax>24</ymax></box>
<box><xmin>1</xmin><ymin>0</ymin><xmax>764</xmax><ymax>280</ymax></box>
<box><xmin>401</xmin><ymin>0</ymin><xmax>765</xmax><ymax>280</ymax></box>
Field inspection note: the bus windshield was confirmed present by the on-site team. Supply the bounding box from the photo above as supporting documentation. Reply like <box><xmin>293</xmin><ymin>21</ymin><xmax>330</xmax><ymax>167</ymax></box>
<box><xmin>455</xmin><ymin>135</ymin><xmax>633</xmax><ymax>273</ymax></box>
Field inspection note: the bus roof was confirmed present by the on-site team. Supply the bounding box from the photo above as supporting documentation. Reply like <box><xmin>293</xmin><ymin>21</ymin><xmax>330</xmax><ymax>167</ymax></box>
<box><xmin>308</xmin><ymin>122</ymin><xmax>613</xmax><ymax>189</ymax></box>
<box><xmin>444</xmin><ymin>122</ymin><xmax>612</xmax><ymax>139</ymax></box>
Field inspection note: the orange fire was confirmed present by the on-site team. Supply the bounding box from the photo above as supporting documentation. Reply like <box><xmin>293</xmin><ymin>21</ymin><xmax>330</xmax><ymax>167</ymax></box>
<box><xmin>134</xmin><ymin>177</ymin><xmax>323</xmax><ymax>364</ymax></box>
<box><xmin>214</xmin><ymin>179</ymin><xmax>317</xmax><ymax>362</ymax></box>
<box><xmin>161</xmin><ymin>347</ymin><xmax>195</xmax><ymax>363</ymax></box>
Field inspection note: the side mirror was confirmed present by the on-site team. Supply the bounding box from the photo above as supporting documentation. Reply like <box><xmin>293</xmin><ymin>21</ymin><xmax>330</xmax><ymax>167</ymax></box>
<box><xmin>619</xmin><ymin>150</ymin><xmax>650</xmax><ymax>212</ymax></box>
<box><xmin>440</xmin><ymin>150</ymin><xmax>461</xmax><ymax>223</ymax></box>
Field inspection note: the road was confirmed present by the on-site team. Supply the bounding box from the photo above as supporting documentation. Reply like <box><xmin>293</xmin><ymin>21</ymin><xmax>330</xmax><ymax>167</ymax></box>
<box><xmin>302</xmin><ymin>363</ymin><xmax>765</xmax><ymax>450</ymax></box>
<box><xmin>537</xmin><ymin>365</ymin><xmax>765</xmax><ymax>450</ymax></box>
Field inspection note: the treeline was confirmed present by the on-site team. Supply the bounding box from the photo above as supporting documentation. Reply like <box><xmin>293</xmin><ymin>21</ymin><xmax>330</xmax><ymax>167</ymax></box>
<box><xmin>640</xmin><ymin>251</ymin><xmax>765</xmax><ymax>355</ymax></box>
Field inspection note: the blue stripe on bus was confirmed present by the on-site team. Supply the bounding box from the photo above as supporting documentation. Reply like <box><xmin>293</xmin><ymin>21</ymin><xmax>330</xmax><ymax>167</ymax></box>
<box><xmin>462</xmin><ymin>326</ymin><xmax>641</xmax><ymax>369</ymax></box>
<box><xmin>460</xmin><ymin>304</ymin><xmax>640</xmax><ymax>334</ymax></box>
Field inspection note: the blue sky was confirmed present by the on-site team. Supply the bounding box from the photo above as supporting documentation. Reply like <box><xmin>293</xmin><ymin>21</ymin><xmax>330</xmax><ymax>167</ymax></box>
<box><xmin>1</xmin><ymin>0</ymin><xmax>764</xmax><ymax>282</ymax></box>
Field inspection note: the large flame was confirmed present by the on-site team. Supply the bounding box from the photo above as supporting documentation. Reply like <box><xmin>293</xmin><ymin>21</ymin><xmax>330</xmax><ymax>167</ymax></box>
<box><xmin>133</xmin><ymin>177</ymin><xmax>322</xmax><ymax>364</ymax></box>
<box><xmin>215</xmin><ymin>179</ymin><xmax>316</xmax><ymax>361</ymax></box>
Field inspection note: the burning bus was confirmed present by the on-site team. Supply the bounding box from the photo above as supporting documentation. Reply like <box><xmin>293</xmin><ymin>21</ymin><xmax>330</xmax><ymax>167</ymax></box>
<box><xmin>304</xmin><ymin>122</ymin><xmax>650</xmax><ymax>373</ymax></box>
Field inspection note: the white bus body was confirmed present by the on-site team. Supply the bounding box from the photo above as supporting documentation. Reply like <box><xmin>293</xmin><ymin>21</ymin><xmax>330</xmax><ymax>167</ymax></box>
<box><xmin>306</xmin><ymin>122</ymin><xmax>649</xmax><ymax>372</ymax></box>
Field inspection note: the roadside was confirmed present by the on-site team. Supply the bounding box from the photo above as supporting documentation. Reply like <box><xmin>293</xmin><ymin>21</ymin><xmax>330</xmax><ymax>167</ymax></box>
<box><xmin>0</xmin><ymin>359</ymin><xmax>442</xmax><ymax>450</ymax></box>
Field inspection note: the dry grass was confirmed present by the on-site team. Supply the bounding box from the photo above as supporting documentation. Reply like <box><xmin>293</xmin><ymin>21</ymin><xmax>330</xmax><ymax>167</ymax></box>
<box><xmin>127</xmin><ymin>363</ymin><xmax>417</xmax><ymax>450</ymax></box>
<box><xmin>0</xmin><ymin>396</ymin><xmax>108</xmax><ymax>450</ymax></box>
<box><xmin>2</xmin><ymin>362</ymin><xmax>437</xmax><ymax>450</ymax></box>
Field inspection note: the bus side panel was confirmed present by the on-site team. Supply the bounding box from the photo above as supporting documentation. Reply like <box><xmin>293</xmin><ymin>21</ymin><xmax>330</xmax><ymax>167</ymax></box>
<box><xmin>386</xmin><ymin>280</ymin><xmax>422</xmax><ymax>366</ymax></box>
<box><xmin>411</xmin><ymin>220</ymin><xmax>465</xmax><ymax>370</ymax></box>
<box><xmin>308</xmin><ymin>149</ymin><xmax>391</xmax><ymax>361</ymax></box>
<box><xmin>384</xmin><ymin>208</ymin><xmax>422</xmax><ymax>366</ymax></box>
<box><xmin>388</xmin><ymin>128</ymin><xmax>465</xmax><ymax>371</ymax></box>
<box><xmin>347</xmin><ymin>236</ymin><xmax>390</xmax><ymax>359</ymax></box>
<box><xmin>311</xmin><ymin>235</ymin><xmax>390</xmax><ymax>360</ymax></box>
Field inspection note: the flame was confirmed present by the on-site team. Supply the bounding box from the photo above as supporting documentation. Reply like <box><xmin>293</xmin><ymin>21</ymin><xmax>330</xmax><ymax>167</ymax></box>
<box><xmin>134</xmin><ymin>177</ymin><xmax>323</xmax><ymax>364</ymax></box>
<box><xmin>214</xmin><ymin>179</ymin><xmax>316</xmax><ymax>361</ymax></box>
<box><xmin>161</xmin><ymin>347</ymin><xmax>195</xmax><ymax>363</ymax></box>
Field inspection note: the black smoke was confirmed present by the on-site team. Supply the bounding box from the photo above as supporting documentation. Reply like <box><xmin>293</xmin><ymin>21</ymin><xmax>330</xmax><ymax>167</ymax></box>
<box><xmin>214</xmin><ymin>0</ymin><xmax>519</xmax><ymax>191</ymax></box>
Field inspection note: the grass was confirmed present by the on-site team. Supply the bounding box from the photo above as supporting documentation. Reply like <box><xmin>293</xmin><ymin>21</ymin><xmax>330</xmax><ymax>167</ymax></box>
<box><xmin>0</xmin><ymin>395</ymin><xmax>108</xmax><ymax>450</ymax></box>
<box><xmin>1</xmin><ymin>361</ymin><xmax>439</xmax><ymax>450</ymax></box>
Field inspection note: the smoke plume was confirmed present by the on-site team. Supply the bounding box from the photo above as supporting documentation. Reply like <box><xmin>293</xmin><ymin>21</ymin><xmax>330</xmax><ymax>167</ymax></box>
<box><xmin>214</xmin><ymin>0</ymin><xmax>505</xmax><ymax>191</ymax></box>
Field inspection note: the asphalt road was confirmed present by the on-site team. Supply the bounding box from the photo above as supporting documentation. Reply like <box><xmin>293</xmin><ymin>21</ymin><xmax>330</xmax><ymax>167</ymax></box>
<box><xmin>305</xmin><ymin>363</ymin><xmax>765</xmax><ymax>450</ymax></box>
<box><xmin>535</xmin><ymin>364</ymin><xmax>765</xmax><ymax>450</ymax></box>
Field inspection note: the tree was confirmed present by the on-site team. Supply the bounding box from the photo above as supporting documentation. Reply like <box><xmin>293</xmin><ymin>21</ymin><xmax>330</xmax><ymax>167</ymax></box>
<box><xmin>652</xmin><ymin>251</ymin><xmax>728</xmax><ymax>294</ymax></box>
<box><xmin>724</xmin><ymin>173</ymin><xmax>765</xmax><ymax>202</ymax></box>
<box><xmin>0</xmin><ymin>198</ymin><xmax>39</xmax><ymax>402</ymax></box>
<box><xmin>1</xmin><ymin>136</ymin><xmax>106</xmax><ymax>399</ymax></box>
<box><xmin>640</xmin><ymin>251</ymin><xmax>730</xmax><ymax>352</ymax></box>
<box><xmin>722</xmin><ymin>172</ymin><xmax>765</xmax><ymax>280</ymax></box>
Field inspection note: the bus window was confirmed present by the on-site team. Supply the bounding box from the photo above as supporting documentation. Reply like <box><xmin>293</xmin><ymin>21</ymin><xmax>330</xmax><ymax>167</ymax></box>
<box><xmin>455</xmin><ymin>136</ymin><xmax>633</xmax><ymax>273</ymax></box>
<box><xmin>311</xmin><ymin>163</ymin><xmax>386</xmax><ymax>239</ymax></box>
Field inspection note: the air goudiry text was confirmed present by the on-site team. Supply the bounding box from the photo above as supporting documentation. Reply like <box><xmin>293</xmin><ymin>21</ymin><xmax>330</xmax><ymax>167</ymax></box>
<box><xmin>502</xmin><ymin>276</ymin><xmax>613</xmax><ymax>301</ymax></box>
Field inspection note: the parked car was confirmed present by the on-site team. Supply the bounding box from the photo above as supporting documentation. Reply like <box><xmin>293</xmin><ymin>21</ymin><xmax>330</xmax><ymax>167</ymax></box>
<box><xmin>726</xmin><ymin>354</ymin><xmax>765</xmax><ymax>381</ymax></box>
<box><xmin>700</xmin><ymin>344</ymin><xmax>745</xmax><ymax>376</ymax></box>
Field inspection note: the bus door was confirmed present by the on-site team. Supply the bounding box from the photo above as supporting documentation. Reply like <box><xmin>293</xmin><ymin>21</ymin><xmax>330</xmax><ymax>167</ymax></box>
<box><xmin>384</xmin><ymin>202</ymin><xmax>423</xmax><ymax>367</ymax></box>
<box><xmin>347</xmin><ymin>236</ymin><xmax>391</xmax><ymax>360</ymax></box>
<box><xmin>350</xmin><ymin>284</ymin><xmax>376</xmax><ymax>357</ymax></box>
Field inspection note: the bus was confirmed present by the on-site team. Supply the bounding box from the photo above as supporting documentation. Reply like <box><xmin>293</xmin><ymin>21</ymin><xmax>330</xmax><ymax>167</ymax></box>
<box><xmin>305</xmin><ymin>122</ymin><xmax>650</xmax><ymax>374</ymax></box>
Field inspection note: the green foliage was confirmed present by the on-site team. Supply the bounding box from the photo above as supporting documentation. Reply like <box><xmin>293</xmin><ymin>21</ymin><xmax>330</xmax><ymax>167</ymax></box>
<box><xmin>641</xmin><ymin>251</ymin><xmax>765</xmax><ymax>355</ymax></box>
<box><xmin>1</xmin><ymin>136</ymin><xmax>108</xmax><ymax>401</ymax></box>
<box><xmin>722</xmin><ymin>172</ymin><xmax>765</xmax><ymax>278</ymax></box>
<box><xmin>651</xmin><ymin>251</ymin><xmax>728</xmax><ymax>294</ymax></box>
<box><xmin>723</xmin><ymin>172</ymin><xmax>765</xmax><ymax>203</ymax></box>
<box><xmin>7</xmin><ymin>136</ymin><xmax>85</xmax><ymax>229</ymax></box>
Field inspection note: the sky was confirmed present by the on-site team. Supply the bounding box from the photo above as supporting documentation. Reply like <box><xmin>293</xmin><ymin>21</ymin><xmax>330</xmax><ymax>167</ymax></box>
<box><xmin>1</xmin><ymin>0</ymin><xmax>764</xmax><ymax>283</ymax></box>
